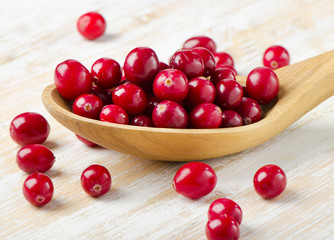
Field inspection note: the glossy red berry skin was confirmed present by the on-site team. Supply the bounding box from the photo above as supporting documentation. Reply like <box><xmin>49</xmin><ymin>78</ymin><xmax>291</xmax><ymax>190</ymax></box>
<box><xmin>192</xmin><ymin>47</ymin><xmax>216</xmax><ymax>77</ymax></box>
<box><xmin>253</xmin><ymin>164</ymin><xmax>287</xmax><ymax>199</ymax></box>
<box><xmin>77</xmin><ymin>12</ymin><xmax>106</xmax><ymax>40</ymax></box>
<box><xmin>112</xmin><ymin>84</ymin><xmax>148</xmax><ymax>116</ymax></box>
<box><xmin>220</xmin><ymin>110</ymin><xmax>243</xmax><ymax>128</ymax></box>
<box><xmin>172</xmin><ymin>162</ymin><xmax>217</xmax><ymax>199</ymax></box>
<box><xmin>145</xmin><ymin>97</ymin><xmax>161</xmax><ymax>115</ymax></box>
<box><xmin>235</xmin><ymin>97</ymin><xmax>262</xmax><ymax>125</ymax></box>
<box><xmin>221</xmin><ymin>65</ymin><xmax>238</xmax><ymax>76</ymax></box>
<box><xmin>91</xmin><ymin>58</ymin><xmax>122</xmax><ymax>89</ymax></box>
<box><xmin>263</xmin><ymin>45</ymin><xmax>290</xmax><ymax>70</ymax></box>
<box><xmin>75</xmin><ymin>134</ymin><xmax>97</xmax><ymax>147</ymax></box>
<box><xmin>16</xmin><ymin>144</ymin><xmax>55</xmax><ymax>174</ymax></box>
<box><xmin>183</xmin><ymin>36</ymin><xmax>217</xmax><ymax>53</ymax></box>
<box><xmin>246</xmin><ymin>67</ymin><xmax>279</xmax><ymax>105</ymax></box>
<box><xmin>99</xmin><ymin>104</ymin><xmax>129</xmax><ymax>124</ymax></box>
<box><xmin>211</xmin><ymin>67</ymin><xmax>236</xmax><ymax>86</ymax></box>
<box><xmin>189</xmin><ymin>103</ymin><xmax>222</xmax><ymax>129</ymax></box>
<box><xmin>54</xmin><ymin>59</ymin><xmax>92</xmax><ymax>100</ymax></box>
<box><xmin>215</xmin><ymin>79</ymin><xmax>243</xmax><ymax>110</ymax></box>
<box><xmin>73</xmin><ymin>94</ymin><xmax>104</xmax><ymax>119</ymax></box>
<box><xmin>153</xmin><ymin>69</ymin><xmax>189</xmax><ymax>102</ymax></box>
<box><xmin>124</xmin><ymin>47</ymin><xmax>160</xmax><ymax>86</ymax></box>
<box><xmin>214</xmin><ymin>52</ymin><xmax>234</xmax><ymax>68</ymax></box>
<box><xmin>10</xmin><ymin>112</ymin><xmax>50</xmax><ymax>146</ymax></box>
<box><xmin>169</xmin><ymin>49</ymin><xmax>205</xmax><ymax>80</ymax></box>
<box><xmin>81</xmin><ymin>164</ymin><xmax>111</xmax><ymax>197</ymax></box>
<box><xmin>159</xmin><ymin>61</ymin><xmax>169</xmax><ymax>71</ymax></box>
<box><xmin>91</xmin><ymin>85</ymin><xmax>113</xmax><ymax>105</ymax></box>
<box><xmin>129</xmin><ymin>114</ymin><xmax>154</xmax><ymax>127</ymax></box>
<box><xmin>22</xmin><ymin>172</ymin><xmax>54</xmax><ymax>206</ymax></box>
<box><xmin>184</xmin><ymin>77</ymin><xmax>215</xmax><ymax>110</ymax></box>
<box><xmin>152</xmin><ymin>101</ymin><xmax>188</xmax><ymax>128</ymax></box>
<box><xmin>208</xmin><ymin>198</ymin><xmax>243</xmax><ymax>225</ymax></box>
<box><xmin>205</xmin><ymin>214</ymin><xmax>240</xmax><ymax>240</ymax></box>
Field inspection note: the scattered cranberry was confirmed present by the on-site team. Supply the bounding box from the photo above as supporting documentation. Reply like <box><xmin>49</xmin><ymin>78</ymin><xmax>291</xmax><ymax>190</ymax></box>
<box><xmin>54</xmin><ymin>59</ymin><xmax>92</xmax><ymax>100</ymax></box>
<box><xmin>192</xmin><ymin>47</ymin><xmax>216</xmax><ymax>77</ymax></box>
<box><xmin>81</xmin><ymin>164</ymin><xmax>112</xmax><ymax>197</ymax></box>
<box><xmin>22</xmin><ymin>172</ymin><xmax>54</xmax><ymax>206</ymax></box>
<box><xmin>145</xmin><ymin>96</ymin><xmax>161</xmax><ymax>116</ymax></box>
<box><xmin>208</xmin><ymin>198</ymin><xmax>243</xmax><ymax>225</ymax></box>
<box><xmin>99</xmin><ymin>104</ymin><xmax>129</xmax><ymax>124</ymax></box>
<box><xmin>159</xmin><ymin>61</ymin><xmax>169</xmax><ymax>71</ymax></box>
<box><xmin>211</xmin><ymin>67</ymin><xmax>236</xmax><ymax>86</ymax></box>
<box><xmin>91</xmin><ymin>58</ymin><xmax>122</xmax><ymax>89</ymax></box>
<box><xmin>152</xmin><ymin>101</ymin><xmax>188</xmax><ymax>128</ymax></box>
<box><xmin>73</xmin><ymin>94</ymin><xmax>104</xmax><ymax>119</ymax></box>
<box><xmin>214</xmin><ymin>52</ymin><xmax>234</xmax><ymax>68</ymax></box>
<box><xmin>172</xmin><ymin>162</ymin><xmax>217</xmax><ymax>199</ymax></box>
<box><xmin>130</xmin><ymin>114</ymin><xmax>154</xmax><ymax>127</ymax></box>
<box><xmin>263</xmin><ymin>45</ymin><xmax>290</xmax><ymax>70</ymax></box>
<box><xmin>215</xmin><ymin>79</ymin><xmax>243</xmax><ymax>109</ymax></box>
<box><xmin>253</xmin><ymin>164</ymin><xmax>287</xmax><ymax>199</ymax></box>
<box><xmin>189</xmin><ymin>103</ymin><xmax>222</xmax><ymax>129</ymax></box>
<box><xmin>75</xmin><ymin>134</ymin><xmax>98</xmax><ymax>147</ymax></box>
<box><xmin>220</xmin><ymin>110</ymin><xmax>243</xmax><ymax>128</ymax></box>
<box><xmin>77</xmin><ymin>12</ymin><xmax>106</xmax><ymax>40</ymax></box>
<box><xmin>246</xmin><ymin>67</ymin><xmax>279</xmax><ymax>104</ymax></box>
<box><xmin>205</xmin><ymin>214</ymin><xmax>240</xmax><ymax>240</ymax></box>
<box><xmin>183</xmin><ymin>36</ymin><xmax>217</xmax><ymax>53</ymax></box>
<box><xmin>10</xmin><ymin>112</ymin><xmax>50</xmax><ymax>146</ymax></box>
<box><xmin>91</xmin><ymin>85</ymin><xmax>113</xmax><ymax>105</ymax></box>
<box><xmin>235</xmin><ymin>97</ymin><xmax>262</xmax><ymax>125</ymax></box>
<box><xmin>16</xmin><ymin>144</ymin><xmax>55</xmax><ymax>174</ymax></box>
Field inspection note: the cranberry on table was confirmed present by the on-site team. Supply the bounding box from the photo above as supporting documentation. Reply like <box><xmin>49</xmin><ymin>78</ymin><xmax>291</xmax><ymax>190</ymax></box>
<box><xmin>263</xmin><ymin>45</ymin><xmax>290</xmax><ymax>70</ymax></box>
<box><xmin>253</xmin><ymin>164</ymin><xmax>287</xmax><ymax>199</ymax></box>
<box><xmin>91</xmin><ymin>58</ymin><xmax>122</xmax><ymax>89</ymax></box>
<box><xmin>208</xmin><ymin>198</ymin><xmax>243</xmax><ymax>225</ymax></box>
<box><xmin>211</xmin><ymin>67</ymin><xmax>236</xmax><ymax>86</ymax></box>
<box><xmin>235</xmin><ymin>97</ymin><xmax>262</xmax><ymax>125</ymax></box>
<box><xmin>182</xmin><ymin>36</ymin><xmax>217</xmax><ymax>53</ymax></box>
<box><xmin>54</xmin><ymin>59</ymin><xmax>92</xmax><ymax>101</ymax></box>
<box><xmin>145</xmin><ymin>96</ymin><xmax>161</xmax><ymax>115</ymax></box>
<box><xmin>205</xmin><ymin>214</ymin><xmax>240</xmax><ymax>240</ymax></box>
<box><xmin>73</xmin><ymin>94</ymin><xmax>104</xmax><ymax>119</ymax></box>
<box><xmin>246</xmin><ymin>67</ymin><xmax>279</xmax><ymax>105</ymax></box>
<box><xmin>214</xmin><ymin>52</ymin><xmax>234</xmax><ymax>68</ymax></box>
<box><xmin>77</xmin><ymin>12</ymin><xmax>106</xmax><ymax>40</ymax></box>
<box><xmin>215</xmin><ymin>79</ymin><xmax>243</xmax><ymax>109</ymax></box>
<box><xmin>22</xmin><ymin>172</ymin><xmax>54</xmax><ymax>206</ymax></box>
<box><xmin>10</xmin><ymin>112</ymin><xmax>50</xmax><ymax>146</ymax></box>
<box><xmin>189</xmin><ymin>103</ymin><xmax>222</xmax><ymax>129</ymax></box>
<box><xmin>129</xmin><ymin>114</ymin><xmax>154</xmax><ymax>127</ymax></box>
<box><xmin>220</xmin><ymin>110</ymin><xmax>243</xmax><ymax>128</ymax></box>
<box><xmin>99</xmin><ymin>104</ymin><xmax>129</xmax><ymax>124</ymax></box>
<box><xmin>81</xmin><ymin>164</ymin><xmax>112</xmax><ymax>197</ymax></box>
<box><xmin>152</xmin><ymin>101</ymin><xmax>188</xmax><ymax>128</ymax></box>
<box><xmin>192</xmin><ymin>47</ymin><xmax>216</xmax><ymax>77</ymax></box>
<box><xmin>75</xmin><ymin>134</ymin><xmax>98</xmax><ymax>147</ymax></box>
<box><xmin>91</xmin><ymin>85</ymin><xmax>113</xmax><ymax>105</ymax></box>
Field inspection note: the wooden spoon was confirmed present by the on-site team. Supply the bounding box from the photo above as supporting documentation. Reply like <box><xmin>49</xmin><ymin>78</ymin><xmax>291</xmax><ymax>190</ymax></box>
<box><xmin>42</xmin><ymin>50</ymin><xmax>334</xmax><ymax>161</ymax></box>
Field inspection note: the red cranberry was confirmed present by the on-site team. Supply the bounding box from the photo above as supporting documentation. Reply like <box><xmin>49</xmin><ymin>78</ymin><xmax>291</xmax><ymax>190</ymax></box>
<box><xmin>145</xmin><ymin>96</ymin><xmax>161</xmax><ymax>115</ymax></box>
<box><xmin>169</xmin><ymin>49</ymin><xmax>205</xmax><ymax>80</ymax></box>
<box><xmin>189</xmin><ymin>103</ymin><xmax>222</xmax><ymax>129</ymax></box>
<box><xmin>123</xmin><ymin>47</ymin><xmax>160</xmax><ymax>86</ymax></box>
<box><xmin>54</xmin><ymin>59</ymin><xmax>92</xmax><ymax>100</ymax></box>
<box><xmin>112</xmin><ymin>84</ymin><xmax>148</xmax><ymax>116</ymax></box>
<box><xmin>91</xmin><ymin>85</ymin><xmax>113</xmax><ymax>105</ymax></box>
<box><xmin>16</xmin><ymin>144</ymin><xmax>55</xmax><ymax>174</ymax></box>
<box><xmin>183</xmin><ymin>36</ymin><xmax>217</xmax><ymax>53</ymax></box>
<box><xmin>235</xmin><ymin>97</ymin><xmax>262</xmax><ymax>125</ymax></box>
<box><xmin>220</xmin><ymin>110</ymin><xmax>243</xmax><ymax>128</ymax></box>
<box><xmin>192</xmin><ymin>47</ymin><xmax>216</xmax><ymax>77</ymax></box>
<box><xmin>153</xmin><ymin>69</ymin><xmax>189</xmax><ymax>102</ymax></box>
<box><xmin>73</xmin><ymin>94</ymin><xmax>104</xmax><ymax>119</ymax></box>
<box><xmin>152</xmin><ymin>101</ymin><xmax>188</xmax><ymax>128</ymax></box>
<box><xmin>81</xmin><ymin>164</ymin><xmax>112</xmax><ymax>197</ymax></box>
<box><xmin>208</xmin><ymin>198</ymin><xmax>243</xmax><ymax>225</ymax></box>
<box><xmin>99</xmin><ymin>104</ymin><xmax>129</xmax><ymax>124</ymax></box>
<box><xmin>214</xmin><ymin>52</ymin><xmax>234</xmax><ymax>68</ymax></box>
<box><xmin>10</xmin><ymin>112</ymin><xmax>50</xmax><ymax>146</ymax></box>
<box><xmin>77</xmin><ymin>12</ymin><xmax>106</xmax><ymax>40</ymax></box>
<box><xmin>130</xmin><ymin>114</ymin><xmax>154</xmax><ymax>127</ymax></box>
<box><xmin>172</xmin><ymin>162</ymin><xmax>217</xmax><ymax>199</ymax></box>
<box><xmin>215</xmin><ymin>79</ymin><xmax>243</xmax><ymax>109</ymax></box>
<box><xmin>263</xmin><ymin>45</ymin><xmax>290</xmax><ymax>70</ymax></box>
<box><xmin>22</xmin><ymin>172</ymin><xmax>54</xmax><ymax>206</ymax></box>
<box><xmin>159</xmin><ymin>61</ymin><xmax>169</xmax><ymax>71</ymax></box>
<box><xmin>246</xmin><ymin>67</ymin><xmax>279</xmax><ymax>105</ymax></box>
<box><xmin>221</xmin><ymin>65</ymin><xmax>238</xmax><ymax>76</ymax></box>
<box><xmin>75</xmin><ymin>134</ymin><xmax>97</xmax><ymax>147</ymax></box>
<box><xmin>211</xmin><ymin>67</ymin><xmax>236</xmax><ymax>86</ymax></box>
<box><xmin>91</xmin><ymin>58</ymin><xmax>122</xmax><ymax>89</ymax></box>
<box><xmin>253</xmin><ymin>164</ymin><xmax>287</xmax><ymax>199</ymax></box>
<box><xmin>184</xmin><ymin>77</ymin><xmax>215</xmax><ymax>110</ymax></box>
<box><xmin>205</xmin><ymin>214</ymin><xmax>240</xmax><ymax>240</ymax></box>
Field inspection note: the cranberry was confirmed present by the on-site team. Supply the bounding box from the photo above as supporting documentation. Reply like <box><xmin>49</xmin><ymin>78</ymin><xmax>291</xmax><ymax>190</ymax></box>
<box><xmin>183</xmin><ymin>36</ymin><xmax>217</xmax><ymax>53</ymax></box>
<box><xmin>215</xmin><ymin>79</ymin><xmax>243</xmax><ymax>109</ymax></box>
<box><xmin>145</xmin><ymin>96</ymin><xmax>161</xmax><ymax>115</ymax></box>
<box><xmin>99</xmin><ymin>104</ymin><xmax>129</xmax><ymax>124</ymax></box>
<box><xmin>152</xmin><ymin>101</ymin><xmax>188</xmax><ymax>128</ymax></box>
<box><xmin>22</xmin><ymin>172</ymin><xmax>54</xmax><ymax>206</ymax></box>
<box><xmin>73</xmin><ymin>94</ymin><xmax>104</xmax><ymax>119</ymax></box>
<box><xmin>10</xmin><ymin>112</ymin><xmax>50</xmax><ymax>146</ymax></box>
<box><xmin>211</xmin><ymin>67</ymin><xmax>236</xmax><ymax>86</ymax></box>
<box><xmin>77</xmin><ymin>12</ymin><xmax>106</xmax><ymax>40</ymax></box>
<box><xmin>172</xmin><ymin>162</ymin><xmax>217</xmax><ymax>199</ymax></box>
<box><xmin>221</xmin><ymin>65</ymin><xmax>238</xmax><ymax>76</ymax></box>
<box><xmin>263</xmin><ymin>45</ymin><xmax>290</xmax><ymax>70</ymax></box>
<box><xmin>189</xmin><ymin>103</ymin><xmax>222</xmax><ymax>129</ymax></box>
<box><xmin>123</xmin><ymin>47</ymin><xmax>160</xmax><ymax>86</ymax></box>
<box><xmin>91</xmin><ymin>58</ymin><xmax>122</xmax><ymax>89</ymax></box>
<box><xmin>214</xmin><ymin>52</ymin><xmax>234</xmax><ymax>68</ymax></box>
<box><xmin>169</xmin><ymin>49</ymin><xmax>205</xmax><ymax>80</ymax></box>
<box><xmin>81</xmin><ymin>164</ymin><xmax>112</xmax><ymax>197</ymax></box>
<box><xmin>192</xmin><ymin>47</ymin><xmax>216</xmax><ymax>77</ymax></box>
<box><xmin>153</xmin><ymin>69</ymin><xmax>189</xmax><ymax>102</ymax></box>
<box><xmin>54</xmin><ymin>59</ymin><xmax>92</xmax><ymax>101</ymax></box>
<box><xmin>183</xmin><ymin>77</ymin><xmax>215</xmax><ymax>110</ymax></box>
<box><xmin>159</xmin><ymin>61</ymin><xmax>169</xmax><ymax>71</ymax></box>
<box><xmin>91</xmin><ymin>85</ymin><xmax>113</xmax><ymax>105</ymax></box>
<box><xmin>112</xmin><ymin>84</ymin><xmax>148</xmax><ymax>116</ymax></box>
<box><xmin>220</xmin><ymin>110</ymin><xmax>243</xmax><ymax>128</ymax></box>
<box><xmin>75</xmin><ymin>134</ymin><xmax>97</xmax><ymax>147</ymax></box>
<box><xmin>235</xmin><ymin>97</ymin><xmax>262</xmax><ymax>125</ymax></box>
<box><xmin>208</xmin><ymin>198</ymin><xmax>243</xmax><ymax>224</ymax></box>
<box><xmin>205</xmin><ymin>214</ymin><xmax>240</xmax><ymax>240</ymax></box>
<box><xmin>253</xmin><ymin>164</ymin><xmax>287</xmax><ymax>199</ymax></box>
<box><xmin>129</xmin><ymin>114</ymin><xmax>154</xmax><ymax>127</ymax></box>
<box><xmin>16</xmin><ymin>144</ymin><xmax>55</xmax><ymax>174</ymax></box>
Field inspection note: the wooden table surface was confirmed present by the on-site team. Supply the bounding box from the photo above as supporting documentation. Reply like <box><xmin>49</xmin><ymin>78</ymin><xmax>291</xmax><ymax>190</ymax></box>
<box><xmin>1</xmin><ymin>0</ymin><xmax>333</xmax><ymax>239</ymax></box>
